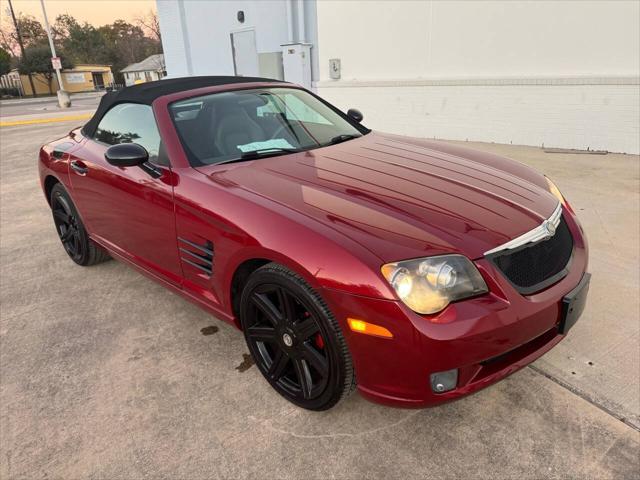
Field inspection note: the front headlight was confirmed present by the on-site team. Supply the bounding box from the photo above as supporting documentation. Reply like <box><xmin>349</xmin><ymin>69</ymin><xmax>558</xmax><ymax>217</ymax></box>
<box><xmin>545</xmin><ymin>176</ymin><xmax>573</xmax><ymax>213</ymax></box>
<box><xmin>381</xmin><ymin>255</ymin><xmax>488</xmax><ymax>315</ymax></box>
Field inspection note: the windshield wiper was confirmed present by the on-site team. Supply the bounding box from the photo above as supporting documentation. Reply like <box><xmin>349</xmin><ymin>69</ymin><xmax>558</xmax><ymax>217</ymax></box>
<box><xmin>241</xmin><ymin>147</ymin><xmax>300</xmax><ymax>159</ymax></box>
<box><xmin>328</xmin><ymin>134</ymin><xmax>361</xmax><ymax>146</ymax></box>
<box><xmin>216</xmin><ymin>148</ymin><xmax>301</xmax><ymax>165</ymax></box>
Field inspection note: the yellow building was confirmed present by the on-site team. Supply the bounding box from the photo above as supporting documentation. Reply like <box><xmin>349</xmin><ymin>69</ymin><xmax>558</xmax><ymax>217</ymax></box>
<box><xmin>17</xmin><ymin>64</ymin><xmax>113</xmax><ymax>96</ymax></box>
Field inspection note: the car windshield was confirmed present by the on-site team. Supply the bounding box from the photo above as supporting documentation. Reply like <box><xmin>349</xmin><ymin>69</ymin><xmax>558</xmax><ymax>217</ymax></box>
<box><xmin>169</xmin><ymin>87</ymin><xmax>366</xmax><ymax>166</ymax></box>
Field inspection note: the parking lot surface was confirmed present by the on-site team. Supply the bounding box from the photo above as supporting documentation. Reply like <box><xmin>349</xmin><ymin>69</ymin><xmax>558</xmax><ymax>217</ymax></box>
<box><xmin>1</xmin><ymin>119</ymin><xmax>638</xmax><ymax>479</ymax></box>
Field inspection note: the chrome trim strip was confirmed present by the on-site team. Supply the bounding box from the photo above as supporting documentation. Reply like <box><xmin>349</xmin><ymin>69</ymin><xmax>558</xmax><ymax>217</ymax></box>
<box><xmin>484</xmin><ymin>202</ymin><xmax>562</xmax><ymax>256</ymax></box>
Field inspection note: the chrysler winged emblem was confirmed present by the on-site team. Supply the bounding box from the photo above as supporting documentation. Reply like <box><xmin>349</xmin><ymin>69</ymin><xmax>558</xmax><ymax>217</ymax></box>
<box><xmin>542</xmin><ymin>219</ymin><xmax>557</xmax><ymax>239</ymax></box>
<box><xmin>484</xmin><ymin>203</ymin><xmax>563</xmax><ymax>256</ymax></box>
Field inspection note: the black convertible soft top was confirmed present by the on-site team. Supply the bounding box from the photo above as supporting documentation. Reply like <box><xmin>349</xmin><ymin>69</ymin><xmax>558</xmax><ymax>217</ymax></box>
<box><xmin>82</xmin><ymin>75</ymin><xmax>283</xmax><ymax>137</ymax></box>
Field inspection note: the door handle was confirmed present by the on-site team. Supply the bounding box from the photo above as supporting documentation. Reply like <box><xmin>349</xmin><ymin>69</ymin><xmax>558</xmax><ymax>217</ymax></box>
<box><xmin>70</xmin><ymin>160</ymin><xmax>88</xmax><ymax>176</ymax></box>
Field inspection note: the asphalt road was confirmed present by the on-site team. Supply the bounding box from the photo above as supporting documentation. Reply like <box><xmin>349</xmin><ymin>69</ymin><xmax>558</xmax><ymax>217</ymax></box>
<box><xmin>1</xmin><ymin>119</ymin><xmax>638</xmax><ymax>479</ymax></box>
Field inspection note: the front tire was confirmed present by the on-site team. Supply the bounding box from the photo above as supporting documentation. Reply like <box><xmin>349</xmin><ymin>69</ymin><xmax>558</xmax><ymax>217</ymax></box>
<box><xmin>50</xmin><ymin>183</ymin><xmax>110</xmax><ymax>266</ymax></box>
<box><xmin>240</xmin><ymin>263</ymin><xmax>355</xmax><ymax>410</ymax></box>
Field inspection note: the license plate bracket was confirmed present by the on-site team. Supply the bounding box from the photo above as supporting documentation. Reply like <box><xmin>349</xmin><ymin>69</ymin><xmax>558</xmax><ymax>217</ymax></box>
<box><xmin>559</xmin><ymin>273</ymin><xmax>591</xmax><ymax>334</ymax></box>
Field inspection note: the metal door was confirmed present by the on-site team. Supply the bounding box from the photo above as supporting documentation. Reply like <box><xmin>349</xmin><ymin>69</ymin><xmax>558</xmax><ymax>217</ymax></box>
<box><xmin>231</xmin><ymin>29</ymin><xmax>259</xmax><ymax>77</ymax></box>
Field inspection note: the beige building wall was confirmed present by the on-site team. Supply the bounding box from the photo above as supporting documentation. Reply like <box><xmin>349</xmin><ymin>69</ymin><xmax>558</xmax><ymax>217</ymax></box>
<box><xmin>62</xmin><ymin>65</ymin><xmax>114</xmax><ymax>93</ymax></box>
<box><xmin>19</xmin><ymin>65</ymin><xmax>113</xmax><ymax>96</ymax></box>
<box><xmin>20</xmin><ymin>73</ymin><xmax>60</xmax><ymax>96</ymax></box>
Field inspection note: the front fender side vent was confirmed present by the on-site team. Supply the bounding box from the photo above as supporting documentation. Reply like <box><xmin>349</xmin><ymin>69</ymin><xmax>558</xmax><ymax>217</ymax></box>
<box><xmin>178</xmin><ymin>237</ymin><xmax>214</xmax><ymax>277</ymax></box>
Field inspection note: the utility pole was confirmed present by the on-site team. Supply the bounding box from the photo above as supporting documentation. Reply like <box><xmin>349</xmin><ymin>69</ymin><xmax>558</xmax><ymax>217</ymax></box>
<box><xmin>7</xmin><ymin>0</ymin><xmax>36</xmax><ymax>97</ymax></box>
<box><xmin>39</xmin><ymin>0</ymin><xmax>70</xmax><ymax>107</ymax></box>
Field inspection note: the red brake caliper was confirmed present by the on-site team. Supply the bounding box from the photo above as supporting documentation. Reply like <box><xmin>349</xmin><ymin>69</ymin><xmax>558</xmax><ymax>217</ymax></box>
<box><xmin>304</xmin><ymin>311</ymin><xmax>325</xmax><ymax>349</ymax></box>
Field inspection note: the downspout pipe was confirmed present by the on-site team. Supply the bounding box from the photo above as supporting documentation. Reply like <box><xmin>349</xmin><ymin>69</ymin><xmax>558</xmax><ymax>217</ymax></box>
<box><xmin>285</xmin><ymin>0</ymin><xmax>294</xmax><ymax>43</ymax></box>
<box><xmin>297</xmin><ymin>0</ymin><xmax>306</xmax><ymax>43</ymax></box>
<box><xmin>178</xmin><ymin>0</ymin><xmax>194</xmax><ymax>75</ymax></box>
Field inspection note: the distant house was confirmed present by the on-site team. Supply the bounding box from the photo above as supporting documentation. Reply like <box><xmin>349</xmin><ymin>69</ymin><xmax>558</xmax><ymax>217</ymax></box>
<box><xmin>1</xmin><ymin>64</ymin><xmax>113</xmax><ymax>96</ymax></box>
<box><xmin>121</xmin><ymin>54</ymin><xmax>166</xmax><ymax>86</ymax></box>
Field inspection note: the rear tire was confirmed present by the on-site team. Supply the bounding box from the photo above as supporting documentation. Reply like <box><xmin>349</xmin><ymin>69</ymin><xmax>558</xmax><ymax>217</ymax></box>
<box><xmin>240</xmin><ymin>263</ymin><xmax>356</xmax><ymax>410</ymax></box>
<box><xmin>50</xmin><ymin>183</ymin><xmax>110</xmax><ymax>266</ymax></box>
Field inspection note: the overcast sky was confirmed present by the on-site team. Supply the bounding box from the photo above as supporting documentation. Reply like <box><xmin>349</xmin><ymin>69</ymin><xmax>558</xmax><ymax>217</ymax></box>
<box><xmin>1</xmin><ymin>0</ymin><xmax>157</xmax><ymax>26</ymax></box>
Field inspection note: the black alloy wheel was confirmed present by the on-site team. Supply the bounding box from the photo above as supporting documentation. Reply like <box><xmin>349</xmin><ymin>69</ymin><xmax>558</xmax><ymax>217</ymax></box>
<box><xmin>50</xmin><ymin>183</ymin><xmax>110</xmax><ymax>266</ymax></box>
<box><xmin>240</xmin><ymin>263</ymin><xmax>355</xmax><ymax>410</ymax></box>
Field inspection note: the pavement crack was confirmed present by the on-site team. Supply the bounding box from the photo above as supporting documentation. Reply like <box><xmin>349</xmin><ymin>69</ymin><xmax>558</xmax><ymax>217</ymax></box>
<box><xmin>528</xmin><ymin>365</ymin><xmax>639</xmax><ymax>432</ymax></box>
<box><xmin>249</xmin><ymin>409</ymin><xmax>423</xmax><ymax>439</ymax></box>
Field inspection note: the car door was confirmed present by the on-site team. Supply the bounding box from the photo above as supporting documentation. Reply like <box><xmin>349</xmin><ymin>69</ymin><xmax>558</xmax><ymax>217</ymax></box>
<box><xmin>67</xmin><ymin>102</ymin><xmax>183</xmax><ymax>286</ymax></box>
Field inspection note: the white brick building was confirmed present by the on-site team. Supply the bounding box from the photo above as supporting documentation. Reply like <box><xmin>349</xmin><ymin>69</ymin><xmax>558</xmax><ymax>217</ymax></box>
<box><xmin>157</xmin><ymin>0</ymin><xmax>640</xmax><ymax>154</ymax></box>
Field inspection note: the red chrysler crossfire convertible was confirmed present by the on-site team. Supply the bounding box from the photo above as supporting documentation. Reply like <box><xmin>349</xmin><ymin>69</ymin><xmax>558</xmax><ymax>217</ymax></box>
<box><xmin>39</xmin><ymin>76</ymin><xmax>590</xmax><ymax>410</ymax></box>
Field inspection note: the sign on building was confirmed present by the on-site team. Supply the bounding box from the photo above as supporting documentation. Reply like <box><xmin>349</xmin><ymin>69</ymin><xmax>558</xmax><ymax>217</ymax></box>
<box><xmin>64</xmin><ymin>73</ymin><xmax>86</xmax><ymax>84</ymax></box>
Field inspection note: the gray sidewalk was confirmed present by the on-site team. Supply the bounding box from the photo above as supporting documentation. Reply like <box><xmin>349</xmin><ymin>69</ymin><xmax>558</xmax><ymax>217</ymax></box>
<box><xmin>0</xmin><ymin>91</ymin><xmax>105</xmax><ymax>106</ymax></box>
<box><xmin>0</xmin><ymin>94</ymin><xmax>102</xmax><ymax>122</ymax></box>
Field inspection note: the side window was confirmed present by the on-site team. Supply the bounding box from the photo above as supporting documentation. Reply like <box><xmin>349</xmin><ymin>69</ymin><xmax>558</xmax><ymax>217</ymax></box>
<box><xmin>94</xmin><ymin>103</ymin><xmax>165</xmax><ymax>165</ymax></box>
<box><xmin>256</xmin><ymin>93</ymin><xmax>331</xmax><ymax>126</ymax></box>
<box><xmin>281</xmin><ymin>93</ymin><xmax>332</xmax><ymax>125</ymax></box>
<box><xmin>256</xmin><ymin>99</ymin><xmax>278</xmax><ymax>118</ymax></box>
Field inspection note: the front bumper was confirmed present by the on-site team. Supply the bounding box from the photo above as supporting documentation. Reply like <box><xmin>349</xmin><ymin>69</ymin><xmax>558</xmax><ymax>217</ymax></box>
<box><xmin>321</xmin><ymin>211</ymin><xmax>589</xmax><ymax>407</ymax></box>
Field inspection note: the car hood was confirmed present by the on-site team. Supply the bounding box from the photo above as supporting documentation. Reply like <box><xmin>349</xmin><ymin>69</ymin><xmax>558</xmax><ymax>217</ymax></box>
<box><xmin>199</xmin><ymin>132</ymin><xmax>559</xmax><ymax>262</ymax></box>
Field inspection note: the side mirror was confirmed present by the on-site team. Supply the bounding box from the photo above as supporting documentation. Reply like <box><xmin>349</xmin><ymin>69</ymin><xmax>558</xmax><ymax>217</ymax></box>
<box><xmin>347</xmin><ymin>108</ymin><xmax>363</xmax><ymax>123</ymax></box>
<box><xmin>105</xmin><ymin>143</ymin><xmax>162</xmax><ymax>178</ymax></box>
<box><xmin>105</xmin><ymin>143</ymin><xmax>149</xmax><ymax>167</ymax></box>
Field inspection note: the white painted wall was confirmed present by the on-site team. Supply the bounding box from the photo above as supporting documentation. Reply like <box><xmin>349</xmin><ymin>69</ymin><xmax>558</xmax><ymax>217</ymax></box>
<box><xmin>157</xmin><ymin>0</ymin><xmax>318</xmax><ymax>79</ymax></box>
<box><xmin>157</xmin><ymin>0</ymin><xmax>639</xmax><ymax>152</ymax></box>
<box><xmin>319</xmin><ymin>82</ymin><xmax>640</xmax><ymax>154</ymax></box>
<box><xmin>315</xmin><ymin>0</ymin><xmax>640</xmax><ymax>153</ymax></box>
<box><xmin>316</xmin><ymin>0</ymin><xmax>639</xmax><ymax>80</ymax></box>
<box><xmin>157</xmin><ymin>0</ymin><xmax>193</xmax><ymax>77</ymax></box>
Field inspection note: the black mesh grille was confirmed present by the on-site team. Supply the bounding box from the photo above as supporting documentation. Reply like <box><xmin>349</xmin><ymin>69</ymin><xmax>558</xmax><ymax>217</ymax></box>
<box><xmin>490</xmin><ymin>216</ymin><xmax>573</xmax><ymax>293</ymax></box>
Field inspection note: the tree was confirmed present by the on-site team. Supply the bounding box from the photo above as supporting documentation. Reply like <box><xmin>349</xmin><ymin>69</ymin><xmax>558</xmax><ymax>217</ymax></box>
<box><xmin>0</xmin><ymin>13</ymin><xmax>47</xmax><ymax>55</ymax></box>
<box><xmin>0</xmin><ymin>14</ymin><xmax>16</xmax><ymax>57</ymax></box>
<box><xmin>51</xmin><ymin>13</ymin><xmax>79</xmax><ymax>43</ymax></box>
<box><xmin>98</xmin><ymin>20</ymin><xmax>160</xmax><ymax>83</ymax></box>
<box><xmin>53</xmin><ymin>14</ymin><xmax>109</xmax><ymax>65</ymax></box>
<box><xmin>99</xmin><ymin>20</ymin><xmax>152</xmax><ymax>64</ymax></box>
<box><xmin>3</xmin><ymin>3</ymin><xmax>37</xmax><ymax>95</ymax></box>
<box><xmin>3</xmin><ymin>10</ymin><xmax>163</xmax><ymax>88</ymax></box>
<box><xmin>15</xmin><ymin>15</ymin><xmax>47</xmax><ymax>47</ymax></box>
<box><xmin>135</xmin><ymin>10</ymin><xmax>161</xmax><ymax>44</ymax></box>
<box><xmin>17</xmin><ymin>45</ymin><xmax>72</xmax><ymax>94</ymax></box>
<box><xmin>0</xmin><ymin>47</ymin><xmax>11</xmax><ymax>76</ymax></box>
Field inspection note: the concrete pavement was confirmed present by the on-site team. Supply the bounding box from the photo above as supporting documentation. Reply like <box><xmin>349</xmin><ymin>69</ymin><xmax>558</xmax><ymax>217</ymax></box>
<box><xmin>1</xmin><ymin>120</ymin><xmax>638</xmax><ymax>479</ymax></box>
<box><xmin>0</xmin><ymin>93</ymin><xmax>102</xmax><ymax>123</ymax></box>
<box><xmin>0</xmin><ymin>91</ymin><xmax>103</xmax><ymax>104</ymax></box>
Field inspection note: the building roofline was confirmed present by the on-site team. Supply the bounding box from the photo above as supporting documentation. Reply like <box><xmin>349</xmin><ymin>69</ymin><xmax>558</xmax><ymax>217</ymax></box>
<box><xmin>70</xmin><ymin>64</ymin><xmax>113</xmax><ymax>68</ymax></box>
